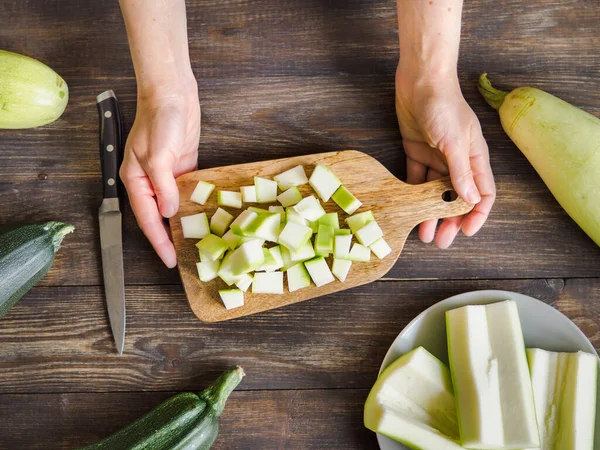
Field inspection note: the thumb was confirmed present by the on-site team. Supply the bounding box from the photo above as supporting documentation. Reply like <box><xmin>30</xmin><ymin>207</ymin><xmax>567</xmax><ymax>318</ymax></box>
<box><xmin>440</xmin><ymin>139</ymin><xmax>481</xmax><ymax>205</ymax></box>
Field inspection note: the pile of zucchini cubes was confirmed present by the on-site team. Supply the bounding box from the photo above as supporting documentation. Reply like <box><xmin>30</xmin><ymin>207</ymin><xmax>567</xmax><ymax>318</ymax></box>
<box><xmin>180</xmin><ymin>164</ymin><xmax>391</xmax><ymax>310</ymax></box>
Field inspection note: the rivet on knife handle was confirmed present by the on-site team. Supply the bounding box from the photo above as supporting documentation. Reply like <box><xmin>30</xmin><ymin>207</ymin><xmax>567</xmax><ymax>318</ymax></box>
<box><xmin>97</xmin><ymin>90</ymin><xmax>123</xmax><ymax>199</ymax></box>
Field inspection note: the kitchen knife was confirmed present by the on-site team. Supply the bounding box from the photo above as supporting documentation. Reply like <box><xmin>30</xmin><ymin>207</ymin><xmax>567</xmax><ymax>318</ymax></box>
<box><xmin>97</xmin><ymin>90</ymin><xmax>125</xmax><ymax>355</ymax></box>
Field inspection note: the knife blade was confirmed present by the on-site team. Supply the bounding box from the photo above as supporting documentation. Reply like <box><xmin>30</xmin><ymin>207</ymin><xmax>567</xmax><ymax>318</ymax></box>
<box><xmin>97</xmin><ymin>90</ymin><xmax>125</xmax><ymax>355</ymax></box>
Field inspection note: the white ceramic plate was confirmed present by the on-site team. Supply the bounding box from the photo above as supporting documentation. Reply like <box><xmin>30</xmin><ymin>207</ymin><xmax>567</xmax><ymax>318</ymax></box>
<box><xmin>376</xmin><ymin>290</ymin><xmax>600</xmax><ymax>450</ymax></box>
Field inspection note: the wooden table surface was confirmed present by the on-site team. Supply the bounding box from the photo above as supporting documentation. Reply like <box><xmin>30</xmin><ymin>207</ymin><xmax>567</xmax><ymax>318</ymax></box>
<box><xmin>1</xmin><ymin>0</ymin><xmax>599</xmax><ymax>448</ymax></box>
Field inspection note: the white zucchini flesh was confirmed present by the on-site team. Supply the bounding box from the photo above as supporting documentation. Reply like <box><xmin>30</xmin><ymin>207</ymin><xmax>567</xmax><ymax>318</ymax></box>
<box><xmin>293</xmin><ymin>195</ymin><xmax>326</xmax><ymax>222</ymax></box>
<box><xmin>196</xmin><ymin>260</ymin><xmax>219</xmax><ymax>282</ymax></box>
<box><xmin>227</xmin><ymin>239</ymin><xmax>265</xmax><ymax>276</ymax></box>
<box><xmin>318</xmin><ymin>212</ymin><xmax>339</xmax><ymax>230</ymax></box>
<box><xmin>334</xmin><ymin>235</ymin><xmax>352</xmax><ymax>259</ymax></box>
<box><xmin>240</xmin><ymin>185</ymin><xmax>257</xmax><ymax>203</ymax></box>
<box><xmin>252</xmin><ymin>271</ymin><xmax>284</xmax><ymax>294</ymax></box>
<box><xmin>525</xmin><ymin>349</ymin><xmax>597</xmax><ymax>450</ymax></box>
<box><xmin>332</xmin><ymin>185</ymin><xmax>362</xmax><ymax>215</ymax></box>
<box><xmin>286</xmin><ymin>207</ymin><xmax>308</xmax><ymax>226</ymax></box>
<box><xmin>218</xmin><ymin>289</ymin><xmax>244</xmax><ymax>310</ymax></box>
<box><xmin>222</xmin><ymin>229</ymin><xmax>243</xmax><ymax>250</ymax></box>
<box><xmin>230</xmin><ymin>210</ymin><xmax>259</xmax><ymax>235</ymax></box>
<box><xmin>355</xmin><ymin>220</ymin><xmax>383</xmax><ymax>247</ymax></box>
<box><xmin>196</xmin><ymin>234</ymin><xmax>229</xmax><ymax>261</ymax></box>
<box><xmin>217</xmin><ymin>252</ymin><xmax>243</xmax><ymax>286</ymax></box>
<box><xmin>332</xmin><ymin>258</ymin><xmax>352</xmax><ymax>282</ymax></box>
<box><xmin>279</xmin><ymin>245</ymin><xmax>295</xmax><ymax>271</ymax></box>
<box><xmin>446</xmin><ymin>300</ymin><xmax>539</xmax><ymax>449</ymax></box>
<box><xmin>364</xmin><ymin>347</ymin><xmax>462</xmax><ymax>449</ymax></box>
<box><xmin>304</xmin><ymin>256</ymin><xmax>335</xmax><ymax>287</ymax></box>
<box><xmin>268</xmin><ymin>205</ymin><xmax>286</xmax><ymax>222</ymax></box>
<box><xmin>346</xmin><ymin>211</ymin><xmax>375</xmax><ymax>234</ymax></box>
<box><xmin>181</xmin><ymin>213</ymin><xmax>210</xmax><ymax>239</ymax></box>
<box><xmin>347</xmin><ymin>243</ymin><xmax>371</xmax><ymax>262</ymax></box>
<box><xmin>278</xmin><ymin>221</ymin><xmax>313</xmax><ymax>251</ymax></box>
<box><xmin>287</xmin><ymin>263</ymin><xmax>311</xmax><ymax>292</ymax></box>
<box><xmin>218</xmin><ymin>190</ymin><xmax>242</xmax><ymax>209</ymax></box>
<box><xmin>370</xmin><ymin>237</ymin><xmax>391</xmax><ymax>259</ymax></box>
<box><xmin>289</xmin><ymin>241</ymin><xmax>316</xmax><ymax>263</ymax></box>
<box><xmin>259</xmin><ymin>246</ymin><xmax>284</xmax><ymax>272</ymax></box>
<box><xmin>309</xmin><ymin>164</ymin><xmax>342</xmax><ymax>202</ymax></box>
<box><xmin>235</xmin><ymin>273</ymin><xmax>253</xmax><ymax>292</ymax></box>
<box><xmin>273</xmin><ymin>165</ymin><xmax>308</xmax><ymax>190</ymax></box>
<box><xmin>190</xmin><ymin>180</ymin><xmax>215</xmax><ymax>205</ymax></box>
<box><xmin>209</xmin><ymin>207</ymin><xmax>234</xmax><ymax>237</ymax></box>
<box><xmin>241</xmin><ymin>212</ymin><xmax>281</xmax><ymax>242</ymax></box>
<box><xmin>277</xmin><ymin>186</ymin><xmax>303</xmax><ymax>207</ymax></box>
<box><xmin>254</xmin><ymin>176</ymin><xmax>278</xmax><ymax>203</ymax></box>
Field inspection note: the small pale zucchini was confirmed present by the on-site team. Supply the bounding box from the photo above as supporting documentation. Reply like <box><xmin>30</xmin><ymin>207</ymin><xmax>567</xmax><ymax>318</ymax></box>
<box><xmin>80</xmin><ymin>366</ymin><xmax>245</xmax><ymax>450</ymax></box>
<box><xmin>0</xmin><ymin>221</ymin><xmax>74</xmax><ymax>319</ymax></box>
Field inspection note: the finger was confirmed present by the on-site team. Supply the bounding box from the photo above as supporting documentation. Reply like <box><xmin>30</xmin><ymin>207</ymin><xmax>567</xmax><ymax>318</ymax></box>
<box><xmin>440</xmin><ymin>133</ymin><xmax>481</xmax><ymax>205</ymax></box>
<box><xmin>121</xmin><ymin>166</ymin><xmax>177</xmax><ymax>268</ymax></box>
<box><xmin>418</xmin><ymin>169</ymin><xmax>443</xmax><ymax>244</ymax></box>
<box><xmin>403</xmin><ymin>139</ymin><xmax>449</xmax><ymax>176</ymax></box>
<box><xmin>463</xmin><ymin>136</ymin><xmax>496</xmax><ymax>236</ymax></box>
<box><xmin>406</xmin><ymin>156</ymin><xmax>427</xmax><ymax>185</ymax></box>
<box><xmin>435</xmin><ymin>215</ymin><xmax>464</xmax><ymax>249</ymax></box>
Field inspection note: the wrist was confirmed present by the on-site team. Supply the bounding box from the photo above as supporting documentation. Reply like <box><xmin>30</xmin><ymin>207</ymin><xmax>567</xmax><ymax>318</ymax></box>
<box><xmin>397</xmin><ymin>61</ymin><xmax>459</xmax><ymax>93</ymax></box>
<box><xmin>137</xmin><ymin>70</ymin><xmax>198</xmax><ymax>107</ymax></box>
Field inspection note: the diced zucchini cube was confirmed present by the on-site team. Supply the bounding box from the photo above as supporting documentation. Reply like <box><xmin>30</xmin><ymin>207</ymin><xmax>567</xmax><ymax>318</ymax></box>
<box><xmin>228</xmin><ymin>239</ymin><xmax>265</xmax><ymax>275</ymax></box>
<box><xmin>286</xmin><ymin>207</ymin><xmax>308</xmax><ymax>226</ymax></box>
<box><xmin>370</xmin><ymin>237</ymin><xmax>392</xmax><ymax>259</ymax></box>
<box><xmin>309</xmin><ymin>164</ymin><xmax>342</xmax><ymax>202</ymax></box>
<box><xmin>248</xmin><ymin>206</ymin><xmax>269</xmax><ymax>215</ymax></box>
<box><xmin>241</xmin><ymin>212</ymin><xmax>281</xmax><ymax>242</ymax></box>
<box><xmin>315</xmin><ymin>224</ymin><xmax>334</xmax><ymax>256</ymax></box>
<box><xmin>289</xmin><ymin>241</ymin><xmax>316</xmax><ymax>263</ymax></box>
<box><xmin>218</xmin><ymin>190</ymin><xmax>242</xmax><ymax>209</ymax></box>
<box><xmin>278</xmin><ymin>221</ymin><xmax>313</xmax><ymax>251</ymax></box>
<box><xmin>268</xmin><ymin>205</ymin><xmax>286</xmax><ymax>222</ymax></box>
<box><xmin>259</xmin><ymin>246</ymin><xmax>284</xmax><ymax>272</ymax></box>
<box><xmin>235</xmin><ymin>273</ymin><xmax>253</xmax><ymax>292</ymax></box>
<box><xmin>318</xmin><ymin>212</ymin><xmax>339</xmax><ymax>230</ymax></box>
<box><xmin>196</xmin><ymin>260</ymin><xmax>219</xmax><ymax>282</ymax></box>
<box><xmin>210</xmin><ymin>207</ymin><xmax>234</xmax><ymax>237</ymax></box>
<box><xmin>252</xmin><ymin>271</ymin><xmax>284</xmax><ymax>294</ymax></box>
<box><xmin>181</xmin><ymin>212</ymin><xmax>210</xmax><ymax>239</ymax></box>
<box><xmin>355</xmin><ymin>220</ymin><xmax>383</xmax><ymax>247</ymax></box>
<box><xmin>345</xmin><ymin>211</ymin><xmax>375</xmax><ymax>234</ymax></box>
<box><xmin>190</xmin><ymin>180</ymin><xmax>215</xmax><ymax>205</ymax></box>
<box><xmin>307</xmin><ymin>220</ymin><xmax>319</xmax><ymax>234</ymax></box>
<box><xmin>217</xmin><ymin>252</ymin><xmax>242</xmax><ymax>286</ymax></box>
<box><xmin>335</xmin><ymin>228</ymin><xmax>352</xmax><ymax>236</ymax></box>
<box><xmin>240</xmin><ymin>185</ymin><xmax>257</xmax><ymax>203</ymax></box>
<box><xmin>304</xmin><ymin>256</ymin><xmax>335</xmax><ymax>287</ymax></box>
<box><xmin>287</xmin><ymin>263</ymin><xmax>311</xmax><ymax>292</ymax></box>
<box><xmin>254</xmin><ymin>177</ymin><xmax>278</xmax><ymax>203</ymax></box>
<box><xmin>218</xmin><ymin>289</ymin><xmax>244</xmax><ymax>310</ymax></box>
<box><xmin>222</xmin><ymin>229</ymin><xmax>243</xmax><ymax>250</ymax></box>
<box><xmin>332</xmin><ymin>258</ymin><xmax>352</xmax><ymax>282</ymax></box>
<box><xmin>293</xmin><ymin>195</ymin><xmax>326</xmax><ymax>222</ymax></box>
<box><xmin>334</xmin><ymin>234</ymin><xmax>352</xmax><ymax>259</ymax></box>
<box><xmin>273</xmin><ymin>165</ymin><xmax>308</xmax><ymax>190</ymax></box>
<box><xmin>280</xmin><ymin>245</ymin><xmax>295</xmax><ymax>271</ymax></box>
<box><xmin>230</xmin><ymin>210</ymin><xmax>259</xmax><ymax>236</ymax></box>
<box><xmin>347</xmin><ymin>243</ymin><xmax>371</xmax><ymax>262</ymax></box>
<box><xmin>196</xmin><ymin>234</ymin><xmax>229</xmax><ymax>261</ymax></box>
<box><xmin>332</xmin><ymin>185</ymin><xmax>362</xmax><ymax>215</ymax></box>
<box><xmin>277</xmin><ymin>186</ymin><xmax>303</xmax><ymax>207</ymax></box>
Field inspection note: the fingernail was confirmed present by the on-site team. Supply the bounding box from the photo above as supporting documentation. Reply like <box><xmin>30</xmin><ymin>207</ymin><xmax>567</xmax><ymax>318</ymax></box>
<box><xmin>467</xmin><ymin>186</ymin><xmax>481</xmax><ymax>204</ymax></box>
<box><xmin>163</xmin><ymin>203</ymin><xmax>177</xmax><ymax>218</ymax></box>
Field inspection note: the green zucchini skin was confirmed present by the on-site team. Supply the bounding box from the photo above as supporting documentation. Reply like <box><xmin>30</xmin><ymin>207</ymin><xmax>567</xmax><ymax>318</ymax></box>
<box><xmin>79</xmin><ymin>366</ymin><xmax>245</xmax><ymax>450</ymax></box>
<box><xmin>0</xmin><ymin>221</ymin><xmax>74</xmax><ymax>319</ymax></box>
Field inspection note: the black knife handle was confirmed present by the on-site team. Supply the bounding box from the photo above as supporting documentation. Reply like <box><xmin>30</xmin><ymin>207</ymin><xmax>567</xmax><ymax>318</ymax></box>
<box><xmin>97</xmin><ymin>90</ymin><xmax>123</xmax><ymax>199</ymax></box>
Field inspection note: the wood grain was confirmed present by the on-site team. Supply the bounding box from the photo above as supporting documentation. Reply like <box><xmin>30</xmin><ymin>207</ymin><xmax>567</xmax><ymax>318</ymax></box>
<box><xmin>0</xmin><ymin>389</ymin><xmax>377</xmax><ymax>450</ymax></box>
<box><xmin>0</xmin><ymin>278</ymin><xmax>595</xmax><ymax>394</ymax></box>
<box><xmin>171</xmin><ymin>150</ymin><xmax>473</xmax><ymax>322</ymax></box>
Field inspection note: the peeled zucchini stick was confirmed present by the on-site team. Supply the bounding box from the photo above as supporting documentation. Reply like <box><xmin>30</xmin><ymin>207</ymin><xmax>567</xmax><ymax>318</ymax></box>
<box><xmin>478</xmin><ymin>74</ymin><xmax>600</xmax><ymax>247</ymax></box>
<box><xmin>80</xmin><ymin>366</ymin><xmax>245</xmax><ymax>450</ymax></box>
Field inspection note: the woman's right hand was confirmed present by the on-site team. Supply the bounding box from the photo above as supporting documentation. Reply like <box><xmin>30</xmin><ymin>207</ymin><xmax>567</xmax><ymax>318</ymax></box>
<box><xmin>120</xmin><ymin>80</ymin><xmax>201</xmax><ymax>268</ymax></box>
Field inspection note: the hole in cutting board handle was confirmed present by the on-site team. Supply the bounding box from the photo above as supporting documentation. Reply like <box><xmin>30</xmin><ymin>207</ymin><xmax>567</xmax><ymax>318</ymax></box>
<box><xmin>442</xmin><ymin>190</ymin><xmax>458</xmax><ymax>202</ymax></box>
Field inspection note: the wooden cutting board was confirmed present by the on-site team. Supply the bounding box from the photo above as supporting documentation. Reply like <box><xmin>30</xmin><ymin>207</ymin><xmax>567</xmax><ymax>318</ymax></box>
<box><xmin>170</xmin><ymin>150</ymin><xmax>474</xmax><ymax>322</ymax></box>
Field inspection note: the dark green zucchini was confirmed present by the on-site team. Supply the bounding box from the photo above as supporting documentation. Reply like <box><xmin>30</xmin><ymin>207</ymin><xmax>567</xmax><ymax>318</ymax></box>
<box><xmin>80</xmin><ymin>366</ymin><xmax>245</xmax><ymax>450</ymax></box>
<box><xmin>0</xmin><ymin>221</ymin><xmax>74</xmax><ymax>319</ymax></box>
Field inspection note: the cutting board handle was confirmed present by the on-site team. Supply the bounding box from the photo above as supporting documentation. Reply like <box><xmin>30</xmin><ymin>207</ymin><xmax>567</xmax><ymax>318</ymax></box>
<box><xmin>393</xmin><ymin>177</ymin><xmax>475</xmax><ymax>227</ymax></box>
